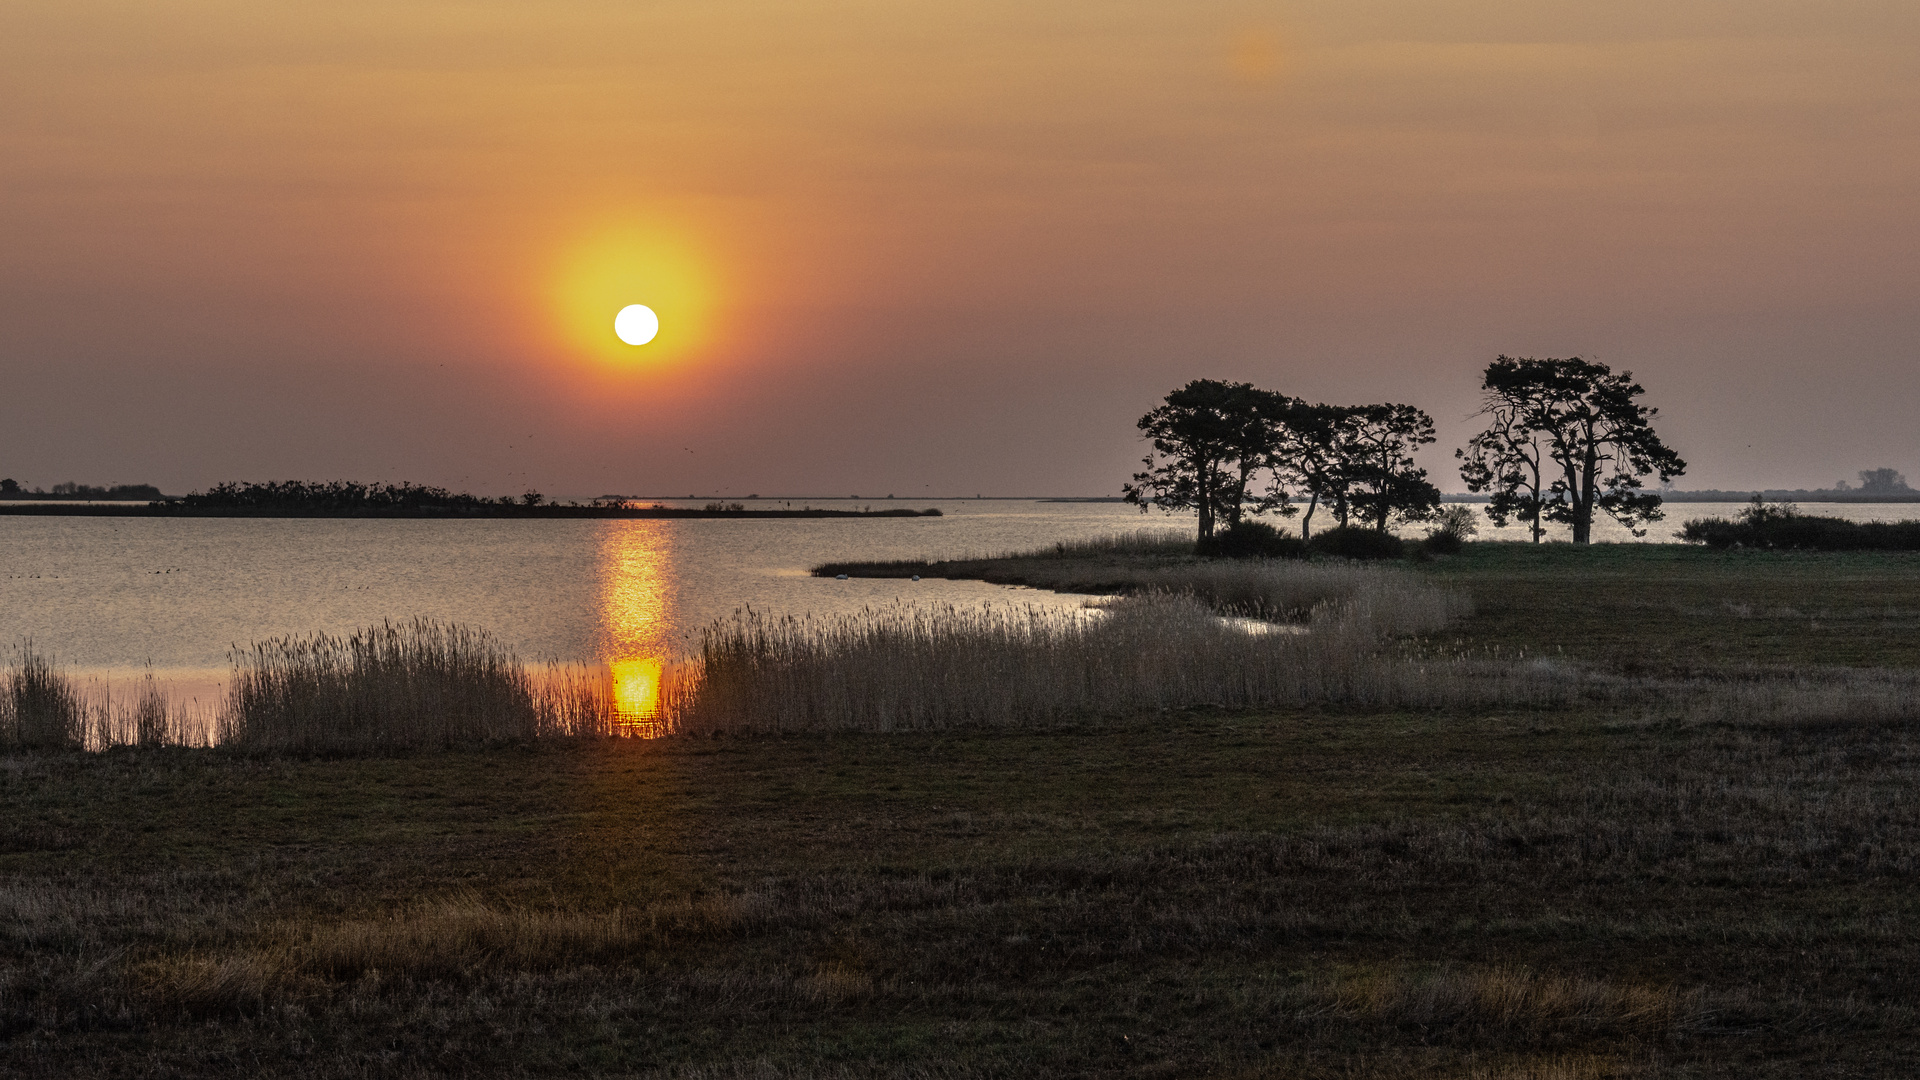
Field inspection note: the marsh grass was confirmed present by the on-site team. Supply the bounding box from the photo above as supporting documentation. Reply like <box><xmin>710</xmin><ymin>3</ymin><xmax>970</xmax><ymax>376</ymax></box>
<box><xmin>675</xmin><ymin>563</ymin><xmax>1468</xmax><ymax>734</ymax></box>
<box><xmin>214</xmin><ymin>618</ymin><xmax>635</xmax><ymax>753</ymax></box>
<box><xmin>1</xmin><ymin>644</ymin><xmax>84</xmax><ymax>750</ymax></box>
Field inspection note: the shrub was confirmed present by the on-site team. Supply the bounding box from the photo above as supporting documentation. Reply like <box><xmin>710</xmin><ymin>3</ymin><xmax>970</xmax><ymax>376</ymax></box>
<box><xmin>1307</xmin><ymin>526</ymin><xmax>1406</xmax><ymax>561</ymax></box>
<box><xmin>1680</xmin><ymin>498</ymin><xmax>1920</xmax><ymax>550</ymax></box>
<box><xmin>1198</xmin><ymin>520</ymin><xmax>1306</xmax><ymax>560</ymax></box>
<box><xmin>1423</xmin><ymin>505</ymin><xmax>1479</xmax><ymax>554</ymax></box>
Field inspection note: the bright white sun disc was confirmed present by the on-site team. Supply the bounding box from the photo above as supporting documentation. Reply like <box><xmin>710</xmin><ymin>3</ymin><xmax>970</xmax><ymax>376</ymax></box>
<box><xmin>614</xmin><ymin>304</ymin><xmax>659</xmax><ymax>346</ymax></box>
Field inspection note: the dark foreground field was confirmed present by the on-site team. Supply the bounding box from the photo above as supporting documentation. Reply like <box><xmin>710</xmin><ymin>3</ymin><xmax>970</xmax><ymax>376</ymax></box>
<box><xmin>5</xmin><ymin>545</ymin><xmax>1920</xmax><ymax>1077</ymax></box>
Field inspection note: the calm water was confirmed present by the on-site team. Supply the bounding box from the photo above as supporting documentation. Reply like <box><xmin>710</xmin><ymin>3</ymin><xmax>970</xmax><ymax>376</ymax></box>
<box><xmin>4</xmin><ymin>498</ymin><xmax>1913</xmax><ymax>711</ymax></box>
<box><xmin>0</xmin><ymin>500</ymin><xmax>1161</xmax><ymax>709</ymax></box>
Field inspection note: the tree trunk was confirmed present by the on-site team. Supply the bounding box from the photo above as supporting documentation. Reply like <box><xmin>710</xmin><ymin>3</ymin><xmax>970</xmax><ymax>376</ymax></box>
<box><xmin>1573</xmin><ymin>445</ymin><xmax>1599</xmax><ymax>544</ymax></box>
<box><xmin>1195</xmin><ymin>457</ymin><xmax>1216</xmax><ymax>541</ymax></box>
<box><xmin>1529</xmin><ymin>453</ymin><xmax>1544</xmax><ymax>543</ymax></box>
<box><xmin>1301</xmin><ymin>492</ymin><xmax>1318</xmax><ymax>540</ymax></box>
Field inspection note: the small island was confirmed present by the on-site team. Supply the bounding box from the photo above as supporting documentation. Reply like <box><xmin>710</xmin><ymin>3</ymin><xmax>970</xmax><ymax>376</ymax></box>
<box><xmin>0</xmin><ymin>480</ymin><xmax>942</xmax><ymax>519</ymax></box>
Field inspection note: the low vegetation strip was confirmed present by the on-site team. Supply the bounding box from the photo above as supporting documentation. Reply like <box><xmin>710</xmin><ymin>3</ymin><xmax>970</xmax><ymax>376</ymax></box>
<box><xmin>675</xmin><ymin>581</ymin><xmax>1462</xmax><ymax>734</ymax></box>
<box><xmin>1682</xmin><ymin>501</ymin><xmax>1920</xmax><ymax>550</ymax></box>
<box><xmin>218</xmin><ymin>619</ymin><xmax>624</xmax><ymax>753</ymax></box>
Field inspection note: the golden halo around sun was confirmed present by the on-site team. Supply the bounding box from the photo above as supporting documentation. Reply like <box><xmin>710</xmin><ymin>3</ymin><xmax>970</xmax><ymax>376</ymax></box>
<box><xmin>614</xmin><ymin>304</ymin><xmax>659</xmax><ymax>345</ymax></box>
<box><xmin>549</xmin><ymin>224</ymin><xmax>716</xmax><ymax>369</ymax></box>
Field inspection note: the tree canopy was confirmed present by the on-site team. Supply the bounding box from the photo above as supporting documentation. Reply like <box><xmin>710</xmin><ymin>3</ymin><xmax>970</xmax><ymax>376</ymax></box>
<box><xmin>1122</xmin><ymin>380</ymin><xmax>1292</xmax><ymax>541</ymax></box>
<box><xmin>1124</xmin><ymin>382</ymin><xmax>1440</xmax><ymax>543</ymax></box>
<box><xmin>1458</xmin><ymin>356</ymin><xmax>1685</xmax><ymax>543</ymax></box>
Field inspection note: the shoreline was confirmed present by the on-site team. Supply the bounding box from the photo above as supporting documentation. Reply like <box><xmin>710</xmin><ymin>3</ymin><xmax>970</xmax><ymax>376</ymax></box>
<box><xmin>0</xmin><ymin>504</ymin><xmax>944</xmax><ymax>520</ymax></box>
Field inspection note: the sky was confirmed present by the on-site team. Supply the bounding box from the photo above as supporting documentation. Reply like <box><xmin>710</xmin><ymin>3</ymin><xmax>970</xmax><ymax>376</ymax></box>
<box><xmin>3</xmin><ymin>0</ymin><xmax>1918</xmax><ymax>498</ymax></box>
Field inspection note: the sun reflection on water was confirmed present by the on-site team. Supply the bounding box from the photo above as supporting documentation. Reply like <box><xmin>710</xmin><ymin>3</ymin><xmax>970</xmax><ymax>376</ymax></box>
<box><xmin>597</xmin><ymin>520</ymin><xmax>673</xmax><ymax>732</ymax></box>
<box><xmin>610</xmin><ymin>656</ymin><xmax>664</xmax><ymax>720</ymax></box>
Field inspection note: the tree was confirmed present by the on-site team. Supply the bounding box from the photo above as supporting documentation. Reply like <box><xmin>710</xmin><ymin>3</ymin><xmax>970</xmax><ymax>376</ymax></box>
<box><xmin>0</xmin><ymin>478</ymin><xmax>18</xmax><ymax>496</ymax></box>
<box><xmin>1338</xmin><ymin>403</ymin><xmax>1441</xmax><ymax>533</ymax></box>
<box><xmin>1268</xmin><ymin>402</ymin><xmax>1348</xmax><ymax>541</ymax></box>
<box><xmin>1458</xmin><ymin>357</ymin><xmax>1686</xmax><ymax>544</ymax></box>
<box><xmin>1123</xmin><ymin>380</ymin><xmax>1293</xmax><ymax>542</ymax></box>
<box><xmin>1858</xmin><ymin>468</ymin><xmax>1911</xmax><ymax>494</ymax></box>
<box><xmin>1457</xmin><ymin>383</ymin><xmax>1553</xmax><ymax>543</ymax></box>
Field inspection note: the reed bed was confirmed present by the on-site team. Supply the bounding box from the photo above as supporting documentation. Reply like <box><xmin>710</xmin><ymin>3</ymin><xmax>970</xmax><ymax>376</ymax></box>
<box><xmin>1031</xmin><ymin>527</ymin><xmax>1196</xmax><ymax>559</ymax></box>
<box><xmin>673</xmin><ymin>564</ymin><xmax>1470</xmax><ymax>734</ymax></box>
<box><xmin>1</xmin><ymin>644</ymin><xmax>85</xmax><ymax>750</ymax></box>
<box><xmin>2</xmin><ymin>648</ymin><xmax>211</xmax><ymax>750</ymax></box>
<box><xmin>216</xmin><ymin>618</ymin><xmax>625</xmax><ymax>753</ymax></box>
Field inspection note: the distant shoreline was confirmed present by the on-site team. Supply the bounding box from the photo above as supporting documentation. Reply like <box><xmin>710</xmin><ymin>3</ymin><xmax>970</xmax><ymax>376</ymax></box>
<box><xmin>1441</xmin><ymin>491</ymin><xmax>1920</xmax><ymax>504</ymax></box>
<box><xmin>0</xmin><ymin>504</ymin><xmax>944</xmax><ymax>520</ymax></box>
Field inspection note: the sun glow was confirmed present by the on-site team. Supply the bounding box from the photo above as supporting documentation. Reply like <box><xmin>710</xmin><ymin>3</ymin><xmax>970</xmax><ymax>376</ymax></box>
<box><xmin>552</xmin><ymin>226</ymin><xmax>717</xmax><ymax>369</ymax></box>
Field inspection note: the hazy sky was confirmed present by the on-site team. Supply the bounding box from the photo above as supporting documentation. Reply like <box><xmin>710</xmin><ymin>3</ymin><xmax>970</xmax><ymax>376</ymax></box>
<box><xmin>4</xmin><ymin>1</ymin><xmax>1917</xmax><ymax>496</ymax></box>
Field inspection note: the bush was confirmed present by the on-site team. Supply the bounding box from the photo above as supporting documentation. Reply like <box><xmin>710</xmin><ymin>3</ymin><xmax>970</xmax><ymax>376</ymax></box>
<box><xmin>1680</xmin><ymin>498</ymin><xmax>1920</xmax><ymax>550</ymax></box>
<box><xmin>1307</xmin><ymin>526</ymin><xmax>1406</xmax><ymax>561</ymax></box>
<box><xmin>1198</xmin><ymin>521</ymin><xmax>1305</xmax><ymax>560</ymax></box>
<box><xmin>1422</xmin><ymin>505</ymin><xmax>1479</xmax><ymax>555</ymax></box>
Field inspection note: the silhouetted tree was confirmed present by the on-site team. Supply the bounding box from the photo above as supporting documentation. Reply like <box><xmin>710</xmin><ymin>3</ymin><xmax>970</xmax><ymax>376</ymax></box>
<box><xmin>0</xmin><ymin>478</ymin><xmax>18</xmax><ymax>496</ymax></box>
<box><xmin>1458</xmin><ymin>380</ymin><xmax>1553</xmax><ymax>543</ymax></box>
<box><xmin>1458</xmin><ymin>357</ymin><xmax>1685</xmax><ymax>543</ymax></box>
<box><xmin>1123</xmin><ymin>380</ymin><xmax>1293</xmax><ymax>541</ymax></box>
<box><xmin>1338</xmin><ymin>403</ymin><xmax>1441</xmax><ymax>533</ymax></box>
<box><xmin>1858</xmin><ymin>468</ymin><xmax>1911</xmax><ymax>494</ymax></box>
<box><xmin>1268</xmin><ymin>402</ymin><xmax>1349</xmax><ymax>540</ymax></box>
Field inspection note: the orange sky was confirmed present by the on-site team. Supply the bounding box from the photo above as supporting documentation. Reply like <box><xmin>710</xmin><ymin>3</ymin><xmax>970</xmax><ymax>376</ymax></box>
<box><xmin>4</xmin><ymin>1</ymin><xmax>1918</xmax><ymax>495</ymax></box>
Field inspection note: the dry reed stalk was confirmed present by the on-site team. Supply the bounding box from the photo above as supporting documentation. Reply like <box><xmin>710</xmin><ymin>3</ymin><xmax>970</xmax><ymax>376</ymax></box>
<box><xmin>667</xmin><ymin>564</ymin><xmax>1471</xmax><ymax>734</ymax></box>
<box><xmin>2</xmin><ymin>644</ymin><xmax>85</xmax><ymax>750</ymax></box>
<box><xmin>80</xmin><ymin>670</ymin><xmax>209</xmax><ymax>750</ymax></box>
<box><xmin>217</xmin><ymin>618</ymin><xmax>611</xmax><ymax>753</ymax></box>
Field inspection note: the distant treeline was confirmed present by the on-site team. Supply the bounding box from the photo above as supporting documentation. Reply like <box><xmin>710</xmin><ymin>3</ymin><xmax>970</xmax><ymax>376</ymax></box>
<box><xmin>1670</xmin><ymin>469</ymin><xmax>1920</xmax><ymax>502</ymax></box>
<box><xmin>1447</xmin><ymin>489</ymin><xmax>1920</xmax><ymax>504</ymax></box>
<box><xmin>0</xmin><ymin>480</ymin><xmax>941</xmax><ymax>519</ymax></box>
<box><xmin>180</xmin><ymin>480</ymin><xmax>539</xmax><ymax>512</ymax></box>
<box><xmin>0</xmin><ymin>480</ymin><xmax>166</xmax><ymax>500</ymax></box>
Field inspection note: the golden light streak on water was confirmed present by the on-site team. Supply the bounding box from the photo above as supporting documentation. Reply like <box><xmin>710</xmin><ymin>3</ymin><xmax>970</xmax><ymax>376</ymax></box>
<box><xmin>597</xmin><ymin>520</ymin><xmax>673</xmax><ymax>732</ymax></box>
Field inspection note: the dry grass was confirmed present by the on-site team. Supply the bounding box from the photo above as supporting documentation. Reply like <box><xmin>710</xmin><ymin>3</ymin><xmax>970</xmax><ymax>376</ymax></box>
<box><xmin>1298</xmin><ymin>964</ymin><xmax>1698</xmax><ymax>1039</ymax></box>
<box><xmin>1</xmin><ymin>644</ymin><xmax>84</xmax><ymax>750</ymax></box>
<box><xmin>673</xmin><ymin>563</ymin><xmax>1467</xmax><ymax>734</ymax></box>
<box><xmin>2</xmin><ymin>648</ymin><xmax>208</xmax><ymax>750</ymax></box>
<box><xmin>216</xmin><ymin>618</ymin><xmax>623</xmax><ymax>753</ymax></box>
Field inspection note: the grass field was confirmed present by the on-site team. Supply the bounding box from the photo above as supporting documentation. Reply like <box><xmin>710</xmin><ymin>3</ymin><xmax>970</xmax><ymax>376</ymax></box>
<box><xmin>4</xmin><ymin>542</ymin><xmax>1920</xmax><ymax>1076</ymax></box>
<box><xmin>1424</xmin><ymin>543</ymin><xmax>1920</xmax><ymax>670</ymax></box>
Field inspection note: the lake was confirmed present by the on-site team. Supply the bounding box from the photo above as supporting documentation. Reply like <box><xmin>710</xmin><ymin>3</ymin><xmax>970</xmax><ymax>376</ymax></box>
<box><xmin>4</xmin><ymin>498</ymin><xmax>1913</xmax><ymax>715</ymax></box>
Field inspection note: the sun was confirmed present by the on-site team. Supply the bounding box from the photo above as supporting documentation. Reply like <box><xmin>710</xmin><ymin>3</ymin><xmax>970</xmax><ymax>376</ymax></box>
<box><xmin>614</xmin><ymin>304</ymin><xmax>659</xmax><ymax>345</ymax></box>
<box><xmin>549</xmin><ymin>225</ymin><xmax>716</xmax><ymax>368</ymax></box>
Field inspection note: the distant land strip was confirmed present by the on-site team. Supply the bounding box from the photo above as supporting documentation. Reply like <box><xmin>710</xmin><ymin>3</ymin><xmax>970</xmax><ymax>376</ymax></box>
<box><xmin>1442</xmin><ymin>490</ymin><xmax>1920</xmax><ymax>503</ymax></box>
<box><xmin>0</xmin><ymin>504</ymin><xmax>943</xmax><ymax>519</ymax></box>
